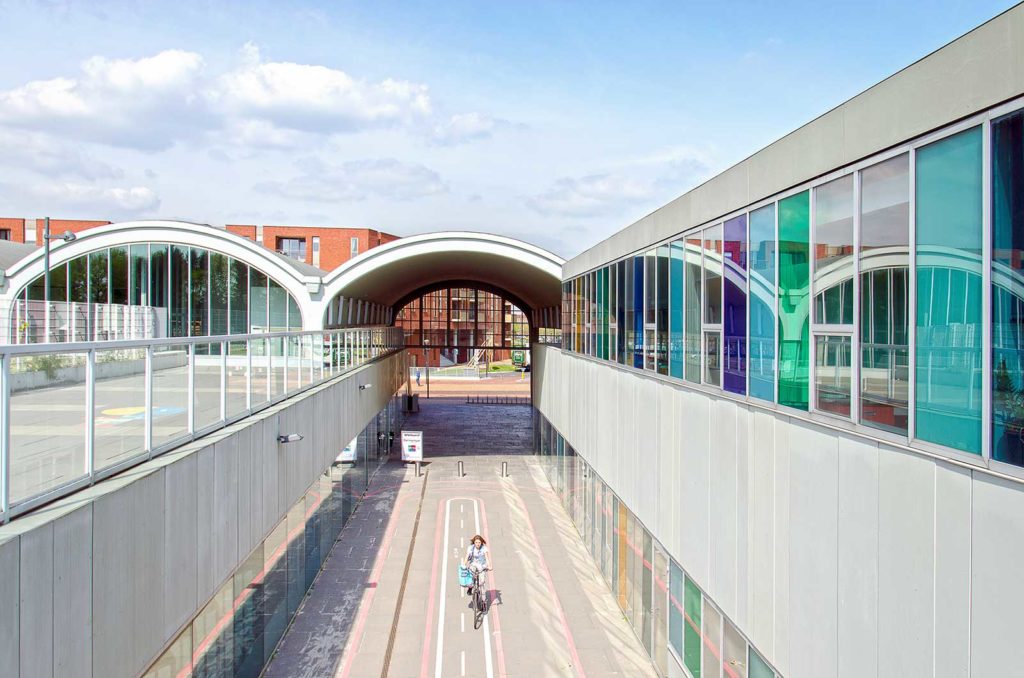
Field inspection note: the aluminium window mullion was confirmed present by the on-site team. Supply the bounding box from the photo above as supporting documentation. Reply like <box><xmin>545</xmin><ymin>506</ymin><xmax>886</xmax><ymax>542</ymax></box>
<box><xmin>908</xmin><ymin>148</ymin><xmax>918</xmax><ymax>443</ymax></box>
<box><xmin>809</xmin><ymin>189</ymin><xmax>818</xmax><ymax>413</ymax></box>
<box><xmin>982</xmin><ymin>119</ymin><xmax>993</xmax><ymax>462</ymax></box>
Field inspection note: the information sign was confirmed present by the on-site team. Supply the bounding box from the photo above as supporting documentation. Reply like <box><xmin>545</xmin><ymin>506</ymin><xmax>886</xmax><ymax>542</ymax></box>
<box><xmin>401</xmin><ymin>430</ymin><xmax>423</xmax><ymax>461</ymax></box>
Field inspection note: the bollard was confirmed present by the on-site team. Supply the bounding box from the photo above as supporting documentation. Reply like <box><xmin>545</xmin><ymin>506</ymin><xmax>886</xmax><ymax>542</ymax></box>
<box><xmin>501</xmin><ymin>461</ymin><xmax>508</xmax><ymax>478</ymax></box>
<box><xmin>457</xmin><ymin>460</ymin><xmax>464</xmax><ymax>478</ymax></box>
<box><xmin>416</xmin><ymin>461</ymin><xmax>421</xmax><ymax>477</ymax></box>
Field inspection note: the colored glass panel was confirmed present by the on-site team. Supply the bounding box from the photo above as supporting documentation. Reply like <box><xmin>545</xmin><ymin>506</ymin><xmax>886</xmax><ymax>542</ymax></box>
<box><xmin>170</xmin><ymin>245</ymin><xmax>189</xmax><ymax>337</ymax></box>
<box><xmin>657</xmin><ymin>245</ymin><xmax>670</xmax><ymax>374</ymax></box>
<box><xmin>633</xmin><ymin>256</ymin><xmax>644</xmax><ymax>368</ymax></box>
<box><xmin>684</xmin><ymin>236</ymin><xmax>702</xmax><ymax>382</ymax></box>
<box><xmin>723</xmin><ymin>215</ymin><xmax>747</xmax><ymax>394</ymax></box>
<box><xmin>749</xmin><ymin>205</ymin><xmax>776</xmax><ymax>402</ymax></box>
<box><xmin>815</xmin><ymin>334</ymin><xmax>852</xmax><ymax>416</ymax></box>
<box><xmin>703</xmin><ymin>224</ymin><xmax>722</xmax><ymax>325</ymax></box>
<box><xmin>813</xmin><ymin>175</ymin><xmax>854</xmax><ymax>325</ymax></box>
<box><xmin>683</xmin><ymin>577</ymin><xmax>701</xmax><ymax>678</ymax></box>
<box><xmin>669</xmin><ymin>560</ymin><xmax>684</xmax><ymax>658</ymax></box>
<box><xmin>915</xmin><ymin>127</ymin><xmax>983</xmax><ymax>454</ymax></box>
<box><xmin>778</xmin><ymin>191</ymin><xmax>810</xmax><ymax>409</ymax></box>
<box><xmin>993</xmin><ymin>110</ymin><xmax>1024</xmax><ymax>465</ymax></box>
<box><xmin>749</xmin><ymin>648</ymin><xmax>775</xmax><ymax>678</ymax></box>
<box><xmin>617</xmin><ymin>260</ymin><xmax>626</xmax><ymax>363</ymax></box>
<box><xmin>670</xmin><ymin>240</ymin><xmax>685</xmax><ymax>378</ymax></box>
<box><xmin>190</xmin><ymin>248</ymin><xmax>208</xmax><ymax>337</ymax></box>
<box><xmin>860</xmin><ymin>154</ymin><xmax>910</xmax><ymax>434</ymax></box>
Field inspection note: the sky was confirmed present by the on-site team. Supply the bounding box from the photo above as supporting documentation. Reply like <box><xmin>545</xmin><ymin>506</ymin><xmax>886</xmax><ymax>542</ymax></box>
<box><xmin>0</xmin><ymin>0</ymin><xmax>1016</xmax><ymax>259</ymax></box>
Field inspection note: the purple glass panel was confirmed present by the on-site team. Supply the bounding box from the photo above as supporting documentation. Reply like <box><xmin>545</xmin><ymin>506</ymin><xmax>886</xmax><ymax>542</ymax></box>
<box><xmin>723</xmin><ymin>214</ymin><xmax>748</xmax><ymax>394</ymax></box>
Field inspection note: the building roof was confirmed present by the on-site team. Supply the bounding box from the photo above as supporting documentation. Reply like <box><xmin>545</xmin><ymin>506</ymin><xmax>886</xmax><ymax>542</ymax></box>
<box><xmin>265</xmin><ymin>248</ymin><xmax>328</xmax><ymax>277</ymax></box>
<box><xmin>0</xmin><ymin>241</ymin><xmax>39</xmax><ymax>271</ymax></box>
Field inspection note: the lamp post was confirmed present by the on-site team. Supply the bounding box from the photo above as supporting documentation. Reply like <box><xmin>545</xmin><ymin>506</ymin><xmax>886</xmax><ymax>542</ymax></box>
<box><xmin>42</xmin><ymin>218</ymin><xmax>77</xmax><ymax>342</ymax></box>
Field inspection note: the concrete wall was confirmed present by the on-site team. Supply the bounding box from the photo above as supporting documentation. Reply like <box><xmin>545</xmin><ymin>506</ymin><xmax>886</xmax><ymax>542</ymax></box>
<box><xmin>534</xmin><ymin>345</ymin><xmax>1024</xmax><ymax>678</ymax></box>
<box><xmin>0</xmin><ymin>351</ymin><xmax>406</xmax><ymax>678</ymax></box>
<box><xmin>565</xmin><ymin>4</ymin><xmax>1024</xmax><ymax>277</ymax></box>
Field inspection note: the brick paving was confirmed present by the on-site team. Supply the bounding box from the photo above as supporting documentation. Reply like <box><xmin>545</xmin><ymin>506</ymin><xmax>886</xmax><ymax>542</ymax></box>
<box><xmin>264</xmin><ymin>398</ymin><xmax>657</xmax><ymax>678</ymax></box>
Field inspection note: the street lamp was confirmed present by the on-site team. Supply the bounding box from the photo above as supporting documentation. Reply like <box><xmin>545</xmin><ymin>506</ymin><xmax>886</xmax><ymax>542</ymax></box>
<box><xmin>42</xmin><ymin>217</ymin><xmax>77</xmax><ymax>342</ymax></box>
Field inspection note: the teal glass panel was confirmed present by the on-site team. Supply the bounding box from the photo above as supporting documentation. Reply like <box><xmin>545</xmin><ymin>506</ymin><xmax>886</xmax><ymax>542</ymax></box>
<box><xmin>668</xmin><ymin>560</ymin><xmax>683</xmax><ymax>657</ymax></box>
<box><xmin>669</xmin><ymin>240</ymin><xmax>685</xmax><ymax>378</ymax></box>
<box><xmin>915</xmin><ymin>126</ymin><xmax>982</xmax><ymax>454</ymax></box>
<box><xmin>778</xmin><ymin>191</ymin><xmax>810</xmax><ymax>409</ymax></box>
<box><xmin>683</xmin><ymin>576</ymin><xmax>701</xmax><ymax>678</ymax></box>
<box><xmin>749</xmin><ymin>647</ymin><xmax>775</xmax><ymax>678</ymax></box>
<box><xmin>993</xmin><ymin>110</ymin><xmax>1024</xmax><ymax>466</ymax></box>
<box><xmin>603</xmin><ymin>266</ymin><xmax>611</xmax><ymax>360</ymax></box>
<box><xmin>597</xmin><ymin>267</ymin><xmax>606</xmax><ymax>360</ymax></box>
<box><xmin>684</xmin><ymin>235</ymin><xmax>702</xmax><ymax>382</ymax></box>
<box><xmin>749</xmin><ymin>205</ymin><xmax>776</xmax><ymax>401</ymax></box>
<box><xmin>657</xmin><ymin>245</ymin><xmax>670</xmax><ymax>374</ymax></box>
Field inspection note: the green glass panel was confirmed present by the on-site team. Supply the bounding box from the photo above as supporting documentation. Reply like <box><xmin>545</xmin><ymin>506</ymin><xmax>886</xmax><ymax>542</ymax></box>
<box><xmin>749</xmin><ymin>647</ymin><xmax>775</xmax><ymax>678</ymax></box>
<box><xmin>915</xmin><ymin>126</ymin><xmax>982</xmax><ymax>454</ymax></box>
<box><xmin>777</xmin><ymin>190</ymin><xmax>809</xmax><ymax>409</ymax></box>
<box><xmin>669</xmin><ymin>240</ymin><xmax>685</xmax><ymax>378</ymax></box>
<box><xmin>683</xmin><ymin>577</ymin><xmax>702</xmax><ymax>678</ymax></box>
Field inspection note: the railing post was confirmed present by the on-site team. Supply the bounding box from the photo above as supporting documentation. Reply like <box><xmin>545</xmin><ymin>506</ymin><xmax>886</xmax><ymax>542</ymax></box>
<box><xmin>220</xmin><ymin>340</ymin><xmax>227</xmax><ymax>422</ymax></box>
<box><xmin>245</xmin><ymin>338</ymin><xmax>252</xmax><ymax>412</ymax></box>
<box><xmin>144</xmin><ymin>345</ymin><xmax>153</xmax><ymax>457</ymax></box>
<box><xmin>0</xmin><ymin>356</ymin><xmax>9</xmax><ymax>522</ymax></box>
<box><xmin>187</xmin><ymin>342</ymin><xmax>196</xmax><ymax>434</ymax></box>
<box><xmin>265</xmin><ymin>338</ymin><xmax>272</xmax><ymax>402</ymax></box>
<box><xmin>86</xmin><ymin>349</ymin><xmax>95</xmax><ymax>484</ymax></box>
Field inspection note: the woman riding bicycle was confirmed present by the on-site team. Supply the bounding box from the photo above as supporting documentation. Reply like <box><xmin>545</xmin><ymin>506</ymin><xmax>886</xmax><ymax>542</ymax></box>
<box><xmin>465</xmin><ymin>534</ymin><xmax>492</xmax><ymax>596</ymax></box>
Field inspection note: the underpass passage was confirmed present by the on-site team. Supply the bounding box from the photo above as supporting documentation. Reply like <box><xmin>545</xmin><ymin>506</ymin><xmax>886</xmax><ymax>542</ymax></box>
<box><xmin>265</xmin><ymin>398</ymin><xmax>656</xmax><ymax>678</ymax></box>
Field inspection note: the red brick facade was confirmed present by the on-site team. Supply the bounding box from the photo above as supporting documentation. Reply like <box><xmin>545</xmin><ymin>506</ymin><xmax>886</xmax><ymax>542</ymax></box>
<box><xmin>225</xmin><ymin>224</ymin><xmax>400</xmax><ymax>270</ymax></box>
<box><xmin>0</xmin><ymin>218</ymin><xmax>26</xmax><ymax>243</ymax></box>
<box><xmin>33</xmin><ymin>219</ymin><xmax>112</xmax><ymax>245</ymax></box>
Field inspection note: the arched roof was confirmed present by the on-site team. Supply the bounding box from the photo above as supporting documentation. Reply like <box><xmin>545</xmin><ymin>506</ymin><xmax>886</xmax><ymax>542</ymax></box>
<box><xmin>318</xmin><ymin>231</ymin><xmax>564</xmax><ymax>316</ymax></box>
<box><xmin>1</xmin><ymin>220</ymin><xmax>321</xmax><ymax>305</ymax></box>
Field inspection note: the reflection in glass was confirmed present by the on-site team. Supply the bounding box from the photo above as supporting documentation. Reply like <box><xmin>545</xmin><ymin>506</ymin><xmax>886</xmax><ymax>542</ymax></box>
<box><xmin>778</xmin><ymin>191</ymin><xmax>810</xmax><ymax>409</ymax></box>
<box><xmin>749</xmin><ymin>205</ymin><xmax>777</xmax><ymax>402</ymax></box>
<box><xmin>684</xmin><ymin>236</ymin><xmax>702</xmax><ymax>382</ymax></box>
<box><xmin>704</xmin><ymin>331</ymin><xmax>721</xmax><ymax>387</ymax></box>
<box><xmin>210</xmin><ymin>253</ymin><xmax>229</xmax><ymax>336</ymax></box>
<box><xmin>670</xmin><ymin>241</ymin><xmax>685</xmax><ymax>378</ymax></box>
<box><xmin>669</xmin><ymin>560</ymin><xmax>684</xmax><ymax>659</ymax></box>
<box><xmin>95</xmin><ymin>348</ymin><xmax>146</xmax><ymax>470</ymax></box>
<box><xmin>703</xmin><ymin>224</ymin><xmax>722</xmax><ymax>325</ymax></box>
<box><xmin>633</xmin><ymin>256</ymin><xmax>645</xmax><ymax>368</ymax></box>
<box><xmin>617</xmin><ymin>260</ymin><xmax>627</xmax><ymax>364</ymax></box>
<box><xmin>152</xmin><ymin>344</ymin><xmax>190</xmax><ymax>447</ymax></box>
<box><xmin>645</xmin><ymin>247</ymin><xmax>657</xmax><ymax>370</ymax></box>
<box><xmin>915</xmin><ymin>127</ymin><xmax>983</xmax><ymax>454</ymax></box>
<box><xmin>993</xmin><ymin>110</ymin><xmax>1024</xmax><ymax>466</ymax></box>
<box><xmin>813</xmin><ymin>175</ymin><xmax>854</xmax><ymax>325</ymax></box>
<box><xmin>724</xmin><ymin>620</ymin><xmax>749</xmax><ymax>678</ymax></box>
<box><xmin>815</xmin><ymin>335</ymin><xmax>852</xmax><ymax>416</ymax></box>
<box><xmin>723</xmin><ymin>215</ymin><xmax>747</xmax><ymax>394</ymax></box>
<box><xmin>702</xmin><ymin>599</ymin><xmax>722</xmax><ymax>678</ymax></box>
<box><xmin>684</xmin><ymin>577</ymin><xmax>702</xmax><ymax>678</ymax></box>
<box><xmin>170</xmin><ymin>246</ymin><xmax>189</xmax><ymax>337</ymax></box>
<box><xmin>861</xmin><ymin>154</ymin><xmax>910</xmax><ymax>434</ymax></box>
<box><xmin>229</xmin><ymin>259</ymin><xmax>249</xmax><ymax>335</ymax></box>
<box><xmin>657</xmin><ymin>246</ymin><xmax>670</xmax><ymax>374</ymax></box>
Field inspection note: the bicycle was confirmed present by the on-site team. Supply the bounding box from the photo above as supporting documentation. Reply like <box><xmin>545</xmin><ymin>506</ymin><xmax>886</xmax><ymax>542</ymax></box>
<box><xmin>469</xmin><ymin>567</ymin><xmax>489</xmax><ymax>629</ymax></box>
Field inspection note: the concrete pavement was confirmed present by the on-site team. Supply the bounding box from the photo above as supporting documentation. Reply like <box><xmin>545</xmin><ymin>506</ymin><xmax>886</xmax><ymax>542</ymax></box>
<box><xmin>264</xmin><ymin>398</ymin><xmax>657</xmax><ymax>678</ymax></box>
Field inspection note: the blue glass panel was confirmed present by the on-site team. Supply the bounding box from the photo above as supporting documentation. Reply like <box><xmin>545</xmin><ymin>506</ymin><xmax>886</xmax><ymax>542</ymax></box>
<box><xmin>669</xmin><ymin>240</ymin><xmax>685</xmax><ymax>378</ymax></box>
<box><xmin>723</xmin><ymin>215</ymin><xmax>748</xmax><ymax>395</ymax></box>
<box><xmin>633</xmin><ymin>256</ymin><xmax>645</xmax><ymax>368</ymax></box>
<box><xmin>749</xmin><ymin>205</ymin><xmax>776</xmax><ymax>402</ymax></box>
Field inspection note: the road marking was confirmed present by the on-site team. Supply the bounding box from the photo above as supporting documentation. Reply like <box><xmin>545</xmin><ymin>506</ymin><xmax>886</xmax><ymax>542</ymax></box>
<box><xmin>471</xmin><ymin>499</ymin><xmax>495</xmax><ymax>678</ymax></box>
<box><xmin>461</xmin><ymin>650</ymin><xmax>466</xmax><ymax>676</ymax></box>
<box><xmin>461</xmin><ymin>518</ymin><xmax>464</xmax><ymax>529</ymax></box>
<box><xmin>461</xmin><ymin>613</ymin><xmax>465</xmax><ymax>633</ymax></box>
<box><xmin>435</xmin><ymin>497</ymin><xmax>494</xmax><ymax>678</ymax></box>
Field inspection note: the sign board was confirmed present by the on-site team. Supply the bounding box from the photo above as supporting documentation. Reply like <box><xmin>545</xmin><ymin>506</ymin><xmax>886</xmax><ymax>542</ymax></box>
<box><xmin>401</xmin><ymin>430</ymin><xmax>423</xmax><ymax>461</ymax></box>
<box><xmin>335</xmin><ymin>436</ymin><xmax>358</xmax><ymax>463</ymax></box>
<box><xmin>512</xmin><ymin>350</ymin><xmax>526</xmax><ymax>366</ymax></box>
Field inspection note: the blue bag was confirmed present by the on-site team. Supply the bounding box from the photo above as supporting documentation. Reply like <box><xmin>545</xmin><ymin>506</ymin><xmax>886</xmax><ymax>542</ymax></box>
<box><xmin>458</xmin><ymin>565</ymin><xmax>472</xmax><ymax>587</ymax></box>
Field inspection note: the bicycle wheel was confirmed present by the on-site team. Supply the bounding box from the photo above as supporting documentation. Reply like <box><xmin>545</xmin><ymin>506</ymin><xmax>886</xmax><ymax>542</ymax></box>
<box><xmin>473</xmin><ymin>588</ymin><xmax>484</xmax><ymax>629</ymax></box>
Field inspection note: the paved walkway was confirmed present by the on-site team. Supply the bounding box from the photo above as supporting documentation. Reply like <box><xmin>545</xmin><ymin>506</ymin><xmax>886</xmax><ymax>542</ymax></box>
<box><xmin>265</xmin><ymin>398</ymin><xmax>656</xmax><ymax>678</ymax></box>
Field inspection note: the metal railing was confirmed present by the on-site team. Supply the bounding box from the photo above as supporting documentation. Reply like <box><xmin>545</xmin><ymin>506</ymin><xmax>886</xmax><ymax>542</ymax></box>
<box><xmin>0</xmin><ymin>326</ymin><xmax>404</xmax><ymax>523</ymax></box>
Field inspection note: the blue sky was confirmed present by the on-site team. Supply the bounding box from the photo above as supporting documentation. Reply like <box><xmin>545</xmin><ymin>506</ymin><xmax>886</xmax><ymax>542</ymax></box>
<box><xmin>0</xmin><ymin>0</ymin><xmax>1015</xmax><ymax>258</ymax></box>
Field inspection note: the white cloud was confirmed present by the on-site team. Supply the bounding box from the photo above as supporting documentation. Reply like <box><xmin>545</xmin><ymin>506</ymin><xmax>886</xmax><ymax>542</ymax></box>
<box><xmin>431</xmin><ymin>112</ymin><xmax>508</xmax><ymax>146</ymax></box>
<box><xmin>215</xmin><ymin>44</ymin><xmax>433</xmax><ymax>137</ymax></box>
<box><xmin>0</xmin><ymin>49</ymin><xmax>207</xmax><ymax>150</ymax></box>
<box><xmin>6</xmin><ymin>182</ymin><xmax>161</xmax><ymax>216</ymax></box>
<box><xmin>258</xmin><ymin>157</ymin><xmax>447</xmax><ymax>202</ymax></box>
<box><xmin>526</xmin><ymin>146</ymin><xmax>713</xmax><ymax>219</ymax></box>
<box><xmin>0</xmin><ymin>44</ymin><xmax>509</xmax><ymax>153</ymax></box>
<box><xmin>0</xmin><ymin>129</ymin><xmax>123</xmax><ymax>181</ymax></box>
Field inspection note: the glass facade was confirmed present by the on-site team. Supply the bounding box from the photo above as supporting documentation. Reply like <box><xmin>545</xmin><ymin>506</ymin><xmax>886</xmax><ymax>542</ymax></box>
<box><xmin>144</xmin><ymin>399</ymin><xmax>404</xmax><ymax>678</ymax></box>
<box><xmin>534</xmin><ymin>411</ymin><xmax>779</xmax><ymax>678</ymax></box>
<box><xmin>561</xmin><ymin>105</ymin><xmax>1024</xmax><ymax>464</ymax></box>
<box><xmin>12</xmin><ymin>243</ymin><xmax>303</xmax><ymax>343</ymax></box>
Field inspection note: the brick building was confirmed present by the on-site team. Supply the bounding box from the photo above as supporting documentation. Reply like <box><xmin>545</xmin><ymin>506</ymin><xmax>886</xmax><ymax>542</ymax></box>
<box><xmin>226</xmin><ymin>224</ymin><xmax>400</xmax><ymax>270</ymax></box>
<box><xmin>0</xmin><ymin>218</ymin><xmax>111</xmax><ymax>244</ymax></box>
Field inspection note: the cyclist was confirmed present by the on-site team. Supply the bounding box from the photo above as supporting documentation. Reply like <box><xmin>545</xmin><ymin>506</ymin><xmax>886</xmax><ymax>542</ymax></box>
<box><xmin>465</xmin><ymin>534</ymin><xmax>492</xmax><ymax>596</ymax></box>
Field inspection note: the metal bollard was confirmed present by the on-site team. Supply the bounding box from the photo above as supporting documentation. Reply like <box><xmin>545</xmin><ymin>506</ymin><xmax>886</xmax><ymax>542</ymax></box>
<box><xmin>501</xmin><ymin>461</ymin><xmax>508</xmax><ymax>478</ymax></box>
<box><xmin>415</xmin><ymin>461</ymin><xmax>421</xmax><ymax>477</ymax></box>
<box><xmin>457</xmin><ymin>460</ymin><xmax>464</xmax><ymax>478</ymax></box>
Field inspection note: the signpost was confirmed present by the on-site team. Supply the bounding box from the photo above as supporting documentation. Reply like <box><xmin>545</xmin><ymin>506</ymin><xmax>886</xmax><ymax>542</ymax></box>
<box><xmin>401</xmin><ymin>430</ymin><xmax>423</xmax><ymax>461</ymax></box>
